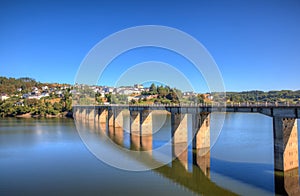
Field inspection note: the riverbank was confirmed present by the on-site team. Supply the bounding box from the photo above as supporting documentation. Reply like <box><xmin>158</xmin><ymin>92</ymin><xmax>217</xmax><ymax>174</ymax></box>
<box><xmin>14</xmin><ymin>111</ymin><xmax>73</xmax><ymax>118</ymax></box>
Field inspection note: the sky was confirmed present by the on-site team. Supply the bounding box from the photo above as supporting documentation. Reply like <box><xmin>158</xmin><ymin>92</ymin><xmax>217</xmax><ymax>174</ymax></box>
<box><xmin>0</xmin><ymin>0</ymin><xmax>300</xmax><ymax>92</ymax></box>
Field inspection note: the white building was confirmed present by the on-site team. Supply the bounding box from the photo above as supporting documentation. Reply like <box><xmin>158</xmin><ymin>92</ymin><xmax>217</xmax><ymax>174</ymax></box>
<box><xmin>0</xmin><ymin>94</ymin><xmax>9</xmax><ymax>101</ymax></box>
<box><xmin>42</xmin><ymin>86</ymin><xmax>48</xmax><ymax>91</ymax></box>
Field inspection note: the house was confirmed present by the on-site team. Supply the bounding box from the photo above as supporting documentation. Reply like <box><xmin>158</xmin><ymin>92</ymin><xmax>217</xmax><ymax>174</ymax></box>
<box><xmin>15</xmin><ymin>101</ymin><xmax>24</xmax><ymax>106</ymax></box>
<box><xmin>134</xmin><ymin>84</ymin><xmax>144</xmax><ymax>89</ymax></box>
<box><xmin>118</xmin><ymin>89</ymin><xmax>134</xmax><ymax>95</ymax></box>
<box><xmin>70</xmin><ymin>89</ymin><xmax>77</xmax><ymax>94</ymax></box>
<box><xmin>55</xmin><ymin>91</ymin><xmax>63</xmax><ymax>97</ymax></box>
<box><xmin>41</xmin><ymin>92</ymin><xmax>49</xmax><ymax>97</ymax></box>
<box><xmin>41</xmin><ymin>86</ymin><xmax>48</xmax><ymax>91</ymax></box>
<box><xmin>22</xmin><ymin>94</ymin><xmax>30</xmax><ymax>99</ymax></box>
<box><xmin>32</xmin><ymin>87</ymin><xmax>39</xmax><ymax>92</ymax></box>
<box><xmin>0</xmin><ymin>94</ymin><xmax>10</xmax><ymax>101</ymax></box>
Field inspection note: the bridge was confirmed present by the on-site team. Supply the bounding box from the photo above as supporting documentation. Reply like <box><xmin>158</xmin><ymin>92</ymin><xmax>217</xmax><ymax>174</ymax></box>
<box><xmin>73</xmin><ymin>104</ymin><xmax>300</xmax><ymax>173</ymax></box>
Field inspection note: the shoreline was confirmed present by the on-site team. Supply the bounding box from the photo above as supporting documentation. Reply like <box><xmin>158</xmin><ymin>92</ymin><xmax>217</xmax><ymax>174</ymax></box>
<box><xmin>12</xmin><ymin>111</ymin><xmax>74</xmax><ymax>119</ymax></box>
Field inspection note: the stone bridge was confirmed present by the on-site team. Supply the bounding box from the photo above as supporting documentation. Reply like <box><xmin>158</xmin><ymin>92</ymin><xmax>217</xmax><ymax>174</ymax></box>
<box><xmin>73</xmin><ymin>105</ymin><xmax>300</xmax><ymax>172</ymax></box>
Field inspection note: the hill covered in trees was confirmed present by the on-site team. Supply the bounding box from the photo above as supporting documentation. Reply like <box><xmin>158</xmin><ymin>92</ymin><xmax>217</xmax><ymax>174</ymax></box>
<box><xmin>0</xmin><ymin>76</ymin><xmax>72</xmax><ymax>117</ymax></box>
<box><xmin>1</xmin><ymin>76</ymin><xmax>299</xmax><ymax>117</ymax></box>
<box><xmin>212</xmin><ymin>90</ymin><xmax>300</xmax><ymax>104</ymax></box>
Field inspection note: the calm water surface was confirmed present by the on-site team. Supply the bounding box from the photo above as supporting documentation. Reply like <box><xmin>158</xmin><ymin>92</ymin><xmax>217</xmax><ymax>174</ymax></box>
<box><xmin>0</xmin><ymin>114</ymin><xmax>299</xmax><ymax>195</ymax></box>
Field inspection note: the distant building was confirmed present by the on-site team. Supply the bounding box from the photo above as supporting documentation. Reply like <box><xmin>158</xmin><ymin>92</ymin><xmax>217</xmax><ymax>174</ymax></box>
<box><xmin>0</xmin><ymin>94</ymin><xmax>10</xmax><ymax>101</ymax></box>
<box><xmin>32</xmin><ymin>87</ymin><xmax>38</xmax><ymax>91</ymax></box>
<box><xmin>183</xmin><ymin>91</ymin><xmax>197</xmax><ymax>96</ymax></box>
<box><xmin>70</xmin><ymin>90</ymin><xmax>77</xmax><ymax>94</ymax></box>
<box><xmin>134</xmin><ymin>84</ymin><xmax>144</xmax><ymax>89</ymax></box>
<box><xmin>41</xmin><ymin>86</ymin><xmax>48</xmax><ymax>91</ymax></box>
<box><xmin>22</xmin><ymin>94</ymin><xmax>30</xmax><ymax>99</ymax></box>
<box><xmin>15</xmin><ymin>101</ymin><xmax>24</xmax><ymax>106</ymax></box>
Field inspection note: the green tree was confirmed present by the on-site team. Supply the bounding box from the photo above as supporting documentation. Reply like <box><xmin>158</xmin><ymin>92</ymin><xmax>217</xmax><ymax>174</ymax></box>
<box><xmin>149</xmin><ymin>83</ymin><xmax>157</xmax><ymax>94</ymax></box>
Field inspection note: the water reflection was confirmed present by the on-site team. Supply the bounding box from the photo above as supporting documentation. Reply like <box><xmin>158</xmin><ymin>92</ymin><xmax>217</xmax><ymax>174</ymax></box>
<box><xmin>77</xmin><ymin>113</ymin><xmax>300</xmax><ymax>196</ymax></box>
<box><xmin>79</xmin><ymin>117</ymin><xmax>236</xmax><ymax>195</ymax></box>
<box><xmin>2</xmin><ymin>116</ymin><xmax>300</xmax><ymax>195</ymax></box>
<box><xmin>275</xmin><ymin>168</ymin><xmax>300</xmax><ymax>195</ymax></box>
<box><xmin>1</xmin><ymin>118</ymin><xmax>198</xmax><ymax>196</ymax></box>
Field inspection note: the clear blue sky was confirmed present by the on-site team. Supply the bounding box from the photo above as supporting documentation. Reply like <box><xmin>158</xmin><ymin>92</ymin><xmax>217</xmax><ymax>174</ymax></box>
<box><xmin>1</xmin><ymin>0</ymin><xmax>300</xmax><ymax>92</ymax></box>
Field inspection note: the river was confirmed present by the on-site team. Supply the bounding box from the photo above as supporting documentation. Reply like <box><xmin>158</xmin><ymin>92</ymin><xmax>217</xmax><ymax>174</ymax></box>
<box><xmin>0</xmin><ymin>113</ymin><xmax>299</xmax><ymax>195</ymax></box>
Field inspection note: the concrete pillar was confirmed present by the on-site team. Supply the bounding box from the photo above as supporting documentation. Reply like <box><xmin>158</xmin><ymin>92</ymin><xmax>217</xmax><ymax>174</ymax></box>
<box><xmin>74</xmin><ymin>108</ymin><xmax>80</xmax><ymax>119</ymax></box>
<box><xmin>82</xmin><ymin>109</ymin><xmax>86</xmax><ymax>121</ymax></box>
<box><xmin>77</xmin><ymin>108</ymin><xmax>81</xmax><ymax>119</ymax></box>
<box><xmin>114</xmin><ymin>109</ymin><xmax>124</xmax><ymax>128</ymax></box>
<box><xmin>108</xmin><ymin>109</ymin><xmax>114</xmax><ymax>127</ymax></box>
<box><xmin>191</xmin><ymin>113</ymin><xmax>210</xmax><ymax>176</ymax></box>
<box><xmin>95</xmin><ymin>111</ymin><xmax>99</xmax><ymax>123</ymax></box>
<box><xmin>141</xmin><ymin>110</ymin><xmax>152</xmax><ymax>135</ymax></box>
<box><xmin>130</xmin><ymin>111</ymin><xmax>141</xmax><ymax>150</ymax></box>
<box><xmin>99</xmin><ymin>108</ymin><xmax>107</xmax><ymax>124</ymax></box>
<box><xmin>192</xmin><ymin>113</ymin><xmax>210</xmax><ymax>153</ymax></box>
<box><xmin>85</xmin><ymin>109</ymin><xmax>88</xmax><ymax>121</ymax></box>
<box><xmin>88</xmin><ymin>109</ymin><xmax>94</xmax><ymax>121</ymax></box>
<box><xmin>130</xmin><ymin>111</ymin><xmax>140</xmax><ymax>134</ymax></box>
<box><xmin>273</xmin><ymin>117</ymin><xmax>298</xmax><ymax>171</ymax></box>
<box><xmin>171</xmin><ymin>113</ymin><xmax>188</xmax><ymax>144</ymax></box>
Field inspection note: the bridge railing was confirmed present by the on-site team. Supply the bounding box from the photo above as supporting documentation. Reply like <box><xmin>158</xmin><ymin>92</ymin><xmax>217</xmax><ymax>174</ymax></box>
<box><xmin>77</xmin><ymin>102</ymin><xmax>300</xmax><ymax>108</ymax></box>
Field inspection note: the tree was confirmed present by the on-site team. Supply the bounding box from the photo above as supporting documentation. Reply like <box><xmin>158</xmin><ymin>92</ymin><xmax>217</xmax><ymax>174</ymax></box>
<box><xmin>157</xmin><ymin>85</ymin><xmax>168</xmax><ymax>98</ymax></box>
<box><xmin>149</xmin><ymin>83</ymin><xmax>157</xmax><ymax>94</ymax></box>
<box><xmin>130</xmin><ymin>99</ymin><xmax>136</xmax><ymax>104</ymax></box>
<box><xmin>105</xmin><ymin>93</ymin><xmax>112</xmax><ymax>103</ymax></box>
<box><xmin>166</xmin><ymin>91</ymin><xmax>179</xmax><ymax>103</ymax></box>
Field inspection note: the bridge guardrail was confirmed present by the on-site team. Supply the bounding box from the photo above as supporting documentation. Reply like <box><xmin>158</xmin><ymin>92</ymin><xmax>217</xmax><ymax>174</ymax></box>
<box><xmin>73</xmin><ymin>102</ymin><xmax>300</xmax><ymax>108</ymax></box>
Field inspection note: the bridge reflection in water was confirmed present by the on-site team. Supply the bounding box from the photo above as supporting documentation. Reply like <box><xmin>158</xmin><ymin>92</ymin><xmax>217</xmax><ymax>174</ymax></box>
<box><xmin>74</xmin><ymin>105</ymin><xmax>300</xmax><ymax>195</ymax></box>
<box><xmin>76</xmin><ymin>117</ymin><xmax>236</xmax><ymax>195</ymax></box>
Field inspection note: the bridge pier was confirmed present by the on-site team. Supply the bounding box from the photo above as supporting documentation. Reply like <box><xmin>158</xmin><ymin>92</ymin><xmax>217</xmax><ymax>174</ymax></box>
<box><xmin>98</xmin><ymin>107</ymin><xmax>107</xmax><ymax>124</ymax></box>
<box><xmin>171</xmin><ymin>113</ymin><xmax>188</xmax><ymax>144</ymax></box>
<box><xmin>74</xmin><ymin>107</ymin><xmax>80</xmax><ymax>120</ymax></box>
<box><xmin>192</xmin><ymin>113</ymin><xmax>210</xmax><ymax>175</ymax></box>
<box><xmin>87</xmin><ymin>109</ymin><xmax>94</xmax><ymax>121</ymax></box>
<box><xmin>141</xmin><ymin>110</ymin><xmax>152</xmax><ymax>135</ymax></box>
<box><xmin>192</xmin><ymin>113</ymin><xmax>210</xmax><ymax>151</ymax></box>
<box><xmin>130</xmin><ymin>110</ymin><xmax>141</xmax><ymax>150</ymax></box>
<box><xmin>273</xmin><ymin>117</ymin><xmax>299</xmax><ymax>171</ymax></box>
<box><xmin>130</xmin><ymin>111</ymin><xmax>140</xmax><ymax>134</ymax></box>
<box><xmin>114</xmin><ymin>109</ymin><xmax>123</xmax><ymax>128</ymax></box>
<box><xmin>82</xmin><ymin>109</ymin><xmax>86</xmax><ymax>121</ymax></box>
<box><xmin>108</xmin><ymin>109</ymin><xmax>114</xmax><ymax>127</ymax></box>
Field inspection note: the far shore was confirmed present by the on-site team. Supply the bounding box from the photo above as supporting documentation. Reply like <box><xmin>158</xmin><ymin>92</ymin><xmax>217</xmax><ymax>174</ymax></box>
<box><xmin>14</xmin><ymin>111</ymin><xmax>73</xmax><ymax>119</ymax></box>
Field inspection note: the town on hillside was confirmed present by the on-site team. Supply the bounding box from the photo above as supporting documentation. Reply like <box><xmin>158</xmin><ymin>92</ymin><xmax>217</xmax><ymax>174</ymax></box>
<box><xmin>0</xmin><ymin>76</ymin><xmax>300</xmax><ymax>117</ymax></box>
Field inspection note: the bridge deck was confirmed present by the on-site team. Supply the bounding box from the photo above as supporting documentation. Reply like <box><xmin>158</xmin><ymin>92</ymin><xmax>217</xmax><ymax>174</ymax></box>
<box><xmin>73</xmin><ymin>105</ymin><xmax>300</xmax><ymax>118</ymax></box>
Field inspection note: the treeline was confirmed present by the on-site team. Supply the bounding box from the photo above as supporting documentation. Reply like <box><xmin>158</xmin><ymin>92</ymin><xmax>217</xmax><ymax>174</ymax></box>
<box><xmin>0</xmin><ymin>77</ymin><xmax>39</xmax><ymax>95</ymax></box>
<box><xmin>0</xmin><ymin>76</ymin><xmax>68</xmax><ymax>95</ymax></box>
<box><xmin>0</xmin><ymin>96</ymin><xmax>72</xmax><ymax>117</ymax></box>
<box><xmin>213</xmin><ymin>90</ymin><xmax>300</xmax><ymax>104</ymax></box>
<box><xmin>141</xmin><ymin>83</ymin><xmax>183</xmax><ymax>104</ymax></box>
